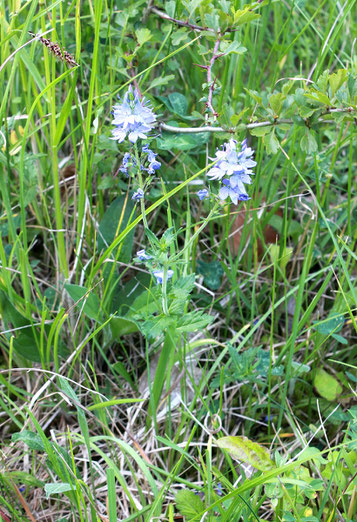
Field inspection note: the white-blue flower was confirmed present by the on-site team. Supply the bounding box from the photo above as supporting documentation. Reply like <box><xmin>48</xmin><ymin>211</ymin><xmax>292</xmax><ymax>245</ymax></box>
<box><xmin>207</xmin><ymin>139</ymin><xmax>256</xmax><ymax>181</ymax></box>
<box><xmin>136</xmin><ymin>249</ymin><xmax>152</xmax><ymax>261</ymax></box>
<box><xmin>111</xmin><ymin>86</ymin><xmax>157</xmax><ymax>143</ymax></box>
<box><xmin>197</xmin><ymin>189</ymin><xmax>209</xmax><ymax>200</ymax></box>
<box><xmin>132</xmin><ymin>188</ymin><xmax>144</xmax><ymax>201</ymax></box>
<box><xmin>153</xmin><ymin>269</ymin><xmax>174</xmax><ymax>284</ymax></box>
<box><xmin>219</xmin><ymin>178</ymin><xmax>250</xmax><ymax>205</ymax></box>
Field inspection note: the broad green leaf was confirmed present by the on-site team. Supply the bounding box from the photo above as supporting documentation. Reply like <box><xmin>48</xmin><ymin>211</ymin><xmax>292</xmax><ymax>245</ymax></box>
<box><xmin>1</xmin><ymin>471</ymin><xmax>44</xmax><ymax>487</ymax></box>
<box><xmin>45</xmin><ymin>483</ymin><xmax>74</xmax><ymax>498</ymax></box>
<box><xmin>304</xmin><ymin>91</ymin><xmax>332</xmax><ymax>106</ymax></box>
<box><xmin>196</xmin><ymin>260</ymin><xmax>224</xmax><ymax>290</ymax></box>
<box><xmin>314</xmin><ymin>368</ymin><xmax>342</xmax><ymax>401</ymax></box>
<box><xmin>265</xmin><ymin>130</ymin><xmax>279</xmax><ymax>155</ymax></box>
<box><xmin>249</xmin><ymin>126</ymin><xmax>271</xmax><ymax>137</ymax></box>
<box><xmin>165</xmin><ymin>0</ymin><xmax>176</xmax><ymax>17</ymax></box>
<box><xmin>176</xmin><ymin>311</ymin><xmax>213</xmax><ymax>333</ymax></box>
<box><xmin>300</xmin><ymin>130</ymin><xmax>318</xmax><ymax>153</ymax></box>
<box><xmin>269</xmin><ymin>245</ymin><xmax>293</xmax><ymax>271</ymax></box>
<box><xmin>269</xmin><ymin>93</ymin><xmax>286</xmax><ymax>115</ymax></box>
<box><xmin>313</xmin><ymin>314</ymin><xmax>344</xmax><ymax>335</ymax></box>
<box><xmin>268</xmin><ymin>214</ymin><xmax>303</xmax><ymax>238</ymax></box>
<box><xmin>97</xmin><ymin>195</ymin><xmax>135</xmax><ymax>263</ymax></box>
<box><xmin>64</xmin><ymin>284</ymin><xmax>102</xmax><ymax>321</ymax></box>
<box><xmin>148</xmin><ymin>74</ymin><xmax>175</xmax><ymax>90</ymax></box>
<box><xmin>135</xmin><ymin>28</ymin><xmax>152</xmax><ymax>46</ymax></box>
<box><xmin>171</xmin><ymin>29</ymin><xmax>189</xmax><ymax>46</ymax></box>
<box><xmin>329</xmin><ymin>69</ymin><xmax>348</xmax><ymax>98</ymax></box>
<box><xmin>12</xmin><ymin>430</ymin><xmax>45</xmax><ymax>451</ymax></box>
<box><xmin>168</xmin><ymin>92</ymin><xmax>188</xmax><ymax>116</ymax></box>
<box><xmin>110</xmin><ymin>316</ymin><xmax>139</xmax><ymax>338</ymax></box>
<box><xmin>220</xmin><ymin>40</ymin><xmax>247</xmax><ymax>55</ymax></box>
<box><xmin>157</xmin><ymin>130</ymin><xmax>209</xmax><ymax>151</ymax></box>
<box><xmin>216</xmin><ymin>435</ymin><xmax>274</xmax><ymax>471</ymax></box>
<box><xmin>175</xmin><ymin>490</ymin><xmax>205</xmax><ymax>520</ymax></box>
<box><xmin>231</xmin><ymin>8</ymin><xmax>260</xmax><ymax>26</ymax></box>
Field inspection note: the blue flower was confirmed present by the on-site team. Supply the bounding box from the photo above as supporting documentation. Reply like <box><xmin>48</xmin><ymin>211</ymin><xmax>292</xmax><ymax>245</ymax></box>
<box><xmin>147</xmin><ymin>159</ymin><xmax>161</xmax><ymax>174</ymax></box>
<box><xmin>219</xmin><ymin>178</ymin><xmax>250</xmax><ymax>205</ymax></box>
<box><xmin>142</xmin><ymin>145</ymin><xmax>161</xmax><ymax>174</ymax></box>
<box><xmin>197</xmin><ymin>189</ymin><xmax>209</xmax><ymax>200</ymax></box>
<box><xmin>207</xmin><ymin>139</ymin><xmax>256</xmax><ymax>181</ymax></box>
<box><xmin>132</xmin><ymin>188</ymin><xmax>144</xmax><ymax>201</ymax></box>
<box><xmin>137</xmin><ymin>249</ymin><xmax>152</xmax><ymax>261</ymax></box>
<box><xmin>119</xmin><ymin>152</ymin><xmax>131</xmax><ymax>176</ymax></box>
<box><xmin>111</xmin><ymin>86</ymin><xmax>157</xmax><ymax>143</ymax></box>
<box><xmin>153</xmin><ymin>269</ymin><xmax>174</xmax><ymax>284</ymax></box>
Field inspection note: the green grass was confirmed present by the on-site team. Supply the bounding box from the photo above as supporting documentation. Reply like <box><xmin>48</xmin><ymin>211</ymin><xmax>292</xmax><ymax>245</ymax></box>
<box><xmin>0</xmin><ymin>0</ymin><xmax>356</xmax><ymax>520</ymax></box>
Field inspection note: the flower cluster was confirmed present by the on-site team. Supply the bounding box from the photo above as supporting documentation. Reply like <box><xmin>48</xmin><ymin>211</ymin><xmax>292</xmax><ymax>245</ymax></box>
<box><xmin>136</xmin><ymin>249</ymin><xmax>174</xmax><ymax>285</ymax></box>
<box><xmin>142</xmin><ymin>144</ymin><xmax>161</xmax><ymax>174</ymax></box>
<box><xmin>206</xmin><ymin>138</ymin><xmax>256</xmax><ymax>205</ymax></box>
<box><xmin>118</xmin><ymin>145</ymin><xmax>161</xmax><ymax>179</ymax></box>
<box><xmin>111</xmin><ymin>86</ymin><xmax>157</xmax><ymax>143</ymax></box>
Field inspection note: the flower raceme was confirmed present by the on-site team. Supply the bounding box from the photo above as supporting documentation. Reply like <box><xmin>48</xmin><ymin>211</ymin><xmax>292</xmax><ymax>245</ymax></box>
<box><xmin>111</xmin><ymin>86</ymin><xmax>157</xmax><ymax>143</ymax></box>
<box><xmin>207</xmin><ymin>138</ymin><xmax>256</xmax><ymax>204</ymax></box>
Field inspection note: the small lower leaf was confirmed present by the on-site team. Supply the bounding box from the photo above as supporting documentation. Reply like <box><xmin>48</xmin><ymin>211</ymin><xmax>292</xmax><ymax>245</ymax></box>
<box><xmin>216</xmin><ymin>435</ymin><xmax>274</xmax><ymax>471</ymax></box>
<box><xmin>314</xmin><ymin>368</ymin><xmax>342</xmax><ymax>401</ymax></box>
<box><xmin>45</xmin><ymin>483</ymin><xmax>74</xmax><ymax>498</ymax></box>
<box><xmin>175</xmin><ymin>490</ymin><xmax>205</xmax><ymax>520</ymax></box>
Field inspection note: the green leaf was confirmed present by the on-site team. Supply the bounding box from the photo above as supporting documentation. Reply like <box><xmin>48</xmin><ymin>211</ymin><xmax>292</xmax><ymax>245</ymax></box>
<box><xmin>300</xmin><ymin>130</ymin><xmax>318</xmax><ymax>153</ymax></box>
<box><xmin>269</xmin><ymin>245</ymin><xmax>293</xmax><ymax>271</ymax></box>
<box><xmin>304</xmin><ymin>91</ymin><xmax>332</xmax><ymax>106</ymax></box>
<box><xmin>249</xmin><ymin>126</ymin><xmax>271</xmax><ymax>137</ymax></box>
<box><xmin>216</xmin><ymin>435</ymin><xmax>274</xmax><ymax>471</ymax></box>
<box><xmin>265</xmin><ymin>130</ymin><xmax>279</xmax><ymax>155</ymax></box>
<box><xmin>171</xmin><ymin>29</ymin><xmax>189</xmax><ymax>46</ymax></box>
<box><xmin>196</xmin><ymin>260</ymin><xmax>224</xmax><ymax>290</ymax></box>
<box><xmin>245</xmin><ymin>89</ymin><xmax>264</xmax><ymax>107</ymax></box>
<box><xmin>157</xmin><ymin>130</ymin><xmax>209</xmax><ymax>151</ymax></box>
<box><xmin>269</xmin><ymin>93</ymin><xmax>286</xmax><ymax>116</ymax></box>
<box><xmin>64</xmin><ymin>284</ymin><xmax>102</xmax><ymax>321</ymax></box>
<box><xmin>329</xmin><ymin>69</ymin><xmax>348</xmax><ymax>98</ymax></box>
<box><xmin>135</xmin><ymin>28</ymin><xmax>152</xmax><ymax>46</ymax></box>
<box><xmin>110</xmin><ymin>316</ymin><xmax>139</xmax><ymax>338</ymax></box>
<box><xmin>268</xmin><ymin>214</ymin><xmax>303</xmax><ymax>237</ymax></box>
<box><xmin>12</xmin><ymin>430</ymin><xmax>45</xmax><ymax>451</ymax></box>
<box><xmin>148</xmin><ymin>74</ymin><xmax>175</xmax><ymax>91</ymax></box>
<box><xmin>97</xmin><ymin>195</ymin><xmax>135</xmax><ymax>263</ymax></box>
<box><xmin>231</xmin><ymin>8</ymin><xmax>260</xmax><ymax>26</ymax></box>
<box><xmin>165</xmin><ymin>0</ymin><xmax>176</xmax><ymax>18</ymax></box>
<box><xmin>313</xmin><ymin>314</ymin><xmax>344</xmax><ymax>335</ymax></box>
<box><xmin>1</xmin><ymin>471</ymin><xmax>44</xmax><ymax>488</ymax></box>
<box><xmin>45</xmin><ymin>483</ymin><xmax>74</xmax><ymax>498</ymax></box>
<box><xmin>176</xmin><ymin>311</ymin><xmax>213</xmax><ymax>333</ymax></box>
<box><xmin>168</xmin><ymin>92</ymin><xmax>188</xmax><ymax>116</ymax></box>
<box><xmin>220</xmin><ymin>40</ymin><xmax>247</xmax><ymax>55</ymax></box>
<box><xmin>314</xmin><ymin>368</ymin><xmax>342</xmax><ymax>401</ymax></box>
<box><xmin>175</xmin><ymin>489</ymin><xmax>205</xmax><ymax>520</ymax></box>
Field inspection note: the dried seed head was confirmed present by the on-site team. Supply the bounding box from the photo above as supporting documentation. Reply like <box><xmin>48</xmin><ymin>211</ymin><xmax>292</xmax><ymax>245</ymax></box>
<box><xmin>29</xmin><ymin>31</ymin><xmax>79</xmax><ymax>67</ymax></box>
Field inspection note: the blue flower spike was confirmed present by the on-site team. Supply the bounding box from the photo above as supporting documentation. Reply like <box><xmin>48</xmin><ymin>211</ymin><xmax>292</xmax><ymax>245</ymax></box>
<box><xmin>111</xmin><ymin>86</ymin><xmax>157</xmax><ymax>143</ymax></box>
<box><xmin>153</xmin><ymin>269</ymin><xmax>174</xmax><ymax>284</ymax></box>
<box><xmin>207</xmin><ymin>138</ymin><xmax>256</xmax><ymax>205</ymax></box>
<box><xmin>197</xmin><ymin>189</ymin><xmax>209</xmax><ymax>200</ymax></box>
<box><xmin>136</xmin><ymin>249</ymin><xmax>152</xmax><ymax>261</ymax></box>
<box><xmin>132</xmin><ymin>188</ymin><xmax>144</xmax><ymax>201</ymax></box>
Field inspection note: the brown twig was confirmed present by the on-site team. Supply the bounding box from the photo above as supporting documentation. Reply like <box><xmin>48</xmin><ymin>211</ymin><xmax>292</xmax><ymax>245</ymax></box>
<box><xmin>150</xmin><ymin>6</ymin><xmax>215</xmax><ymax>33</ymax></box>
<box><xmin>205</xmin><ymin>35</ymin><xmax>221</xmax><ymax>118</ymax></box>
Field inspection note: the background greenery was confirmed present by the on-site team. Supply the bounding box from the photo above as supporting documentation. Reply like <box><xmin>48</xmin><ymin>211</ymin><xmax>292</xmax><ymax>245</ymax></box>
<box><xmin>0</xmin><ymin>0</ymin><xmax>356</xmax><ymax>520</ymax></box>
